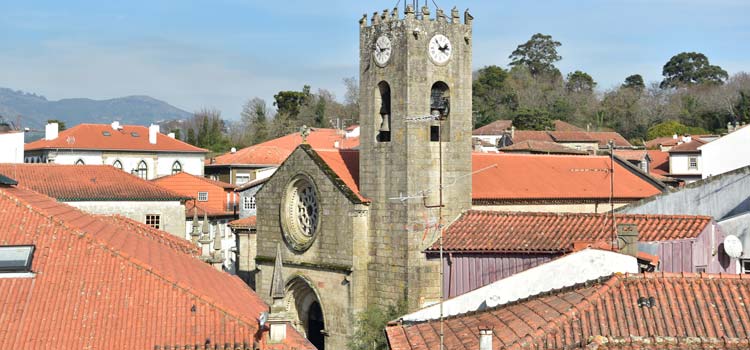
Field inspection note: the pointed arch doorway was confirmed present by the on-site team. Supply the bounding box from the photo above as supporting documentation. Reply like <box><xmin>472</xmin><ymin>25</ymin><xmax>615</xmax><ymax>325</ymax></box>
<box><xmin>285</xmin><ymin>276</ymin><xmax>326</xmax><ymax>350</ymax></box>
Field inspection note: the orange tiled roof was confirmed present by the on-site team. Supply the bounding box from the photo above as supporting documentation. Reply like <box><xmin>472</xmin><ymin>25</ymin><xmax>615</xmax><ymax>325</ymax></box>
<box><xmin>613</xmin><ymin>149</ymin><xmax>648</xmax><ymax>162</ymax></box>
<box><xmin>647</xmin><ymin>150</ymin><xmax>670</xmax><ymax>176</ymax></box>
<box><xmin>386</xmin><ymin>273</ymin><xmax>750</xmax><ymax>350</ymax></box>
<box><xmin>472</xmin><ymin>153</ymin><xmax>663</xmax><ymax>201</ymax></box>
<box><xmin>499</xmin><ymin>140</ymin><xmax>588</xmax><ymax>155</ymax></box>
<box><xmin>0</xmin><ymin>185</ymin><xmax>312</xmax><ymax>349</ymax></box>
<box><xmin>24</xmin><ymin>123</ymin><xmax>207</xmax><ymax>153</ymax></box>
<box><xmin>101</xmin><ymin>214</ymin><xmax>200</xmax><ymax>255</ymax></box>
<box><xmin>428</xmin><ymin>210</ymin><xmax>711</xmax><ymax>253</ymax></box>
<box><xmin>152</xmin><ymin>172</ymin><xmax>237</xmax><ymax>217</ymax></box>
<box><xmin>229</xmin><ymin>216</ymin><xmax>257</xmax><ymax>229</ymax></box>
<box><xmin>209</xmin><ymin>128</ymin><xmax>359</xmax><ymax>166</ymax></box>
<box><xmin>312</xmin><ymin>148</ymin><xmax>365</xmax><ymax>202</ymax></box>
<box><xmin>511</xmin><ymin>130</ymin><xmax>555</xmax><ymax>142</ymax></box>
<box><xmin>0</xmin><ymin>164</ymin><xmax>188</xmax><ymax>201</ymax></box>
<box><xmin>669</xmin><ymin>138</ymin><xmax>708</xmax><ymax>153</ymax></box>
<box><xmin>472</xmin><ymin>120</ymin><xmax>512</xmax><ymax>135</ymax></box>
<box><xmin>513</xmin><ymin>130</ymin><xmax>632</xmax><ymax>148</ymax></box>
<box><xmin>548</xmin><ymin>131</ymin><xmax>596</xmax><ymax>142</ymax></box>
<box><xmin>587</xmin><ymin>131</ymin><xmax>633</xmax><ymax>147</ymax></box>
<box><xmin>553</xmin><ymin>120</ymin><xmax>585</xmax><ymax>131</ymax></box>
<box><xmin>645</xmin><ymin>136</ymin><xmax>679</xmax><ymax>149</ymax></box>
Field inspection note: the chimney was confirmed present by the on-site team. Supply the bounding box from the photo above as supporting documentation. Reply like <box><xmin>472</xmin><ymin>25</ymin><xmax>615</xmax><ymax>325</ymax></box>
<box><xmin>230</xmin><ymin>147</ymin><xmax>237</xmax><ymax>154</ymax></box>
<box><xmin>149</xmin><ymin>124</ymin><xmax>159</xmax><ymax>144</ymax></box>
<box><xmin>479</xmin><ymin>328</ymin><xmax>493</xmax><ymax>350</ymax></box>
<box><xmin>167</xmin><ymin>132</ymin><xmax>175</xmax><ymax>139</ymax></box>
<box><xmin>672</xmin><ymin>133</ymin><xmax>678</xmax><ymax>140</ymax></box>
<box><xmin>334</xmin><ymin>141</ymin><xmax>340</xmax><ymax>149</ymax></box>
<box><xmin>510</xmin><ymin>125</ymin><xmax>515</xmax><ymax>139</ymax></box>
<box><xmin>111</xmin><ymin>121</ymin><xmax>122</xmax><ymax>130</ymax></box>
<box><xmin>682</xmin><ymin>134</ymin><xmax>692</xmax><ymax>143</ymax></box>
<box><xmin>617</xmin><ymin>223</ymin><xmax>639</xmax><ymax>258</ymax></box>
<box><xmin>45</xmin><ymin>122</ymin><xmax>59</xmax><ymax>141</ymax></box>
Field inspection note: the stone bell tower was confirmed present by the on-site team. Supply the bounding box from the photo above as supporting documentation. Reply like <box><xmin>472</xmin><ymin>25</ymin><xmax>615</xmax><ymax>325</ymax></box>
<box><xmin>358</xmin><ymin>5</ymin><xmax>473</xmax><ymax>309</ymax></box>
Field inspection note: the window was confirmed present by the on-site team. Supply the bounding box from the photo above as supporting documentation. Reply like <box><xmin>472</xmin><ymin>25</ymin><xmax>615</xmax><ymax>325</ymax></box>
<box><xmin>198</xmin><ymin>192</ymin><xmax>208</xmax><ymax>202</ymax></box>
<box><xmin>75</xmin><ymin>159</ymin><xmax>85</xmax><ymax>165</ymax></box>
<box><xmin>695</xmin><ymin>265</ymin><xmax>707</xmax><ymax>273</ymax></box>
<box><xmin>244</xmin><ymin>196</ymin><xmax>256</xmax><ymax>210</ymax></box>
<box><xmin>145</xmin><ymin>214</ymin><xmax>160</xmax><ymax>229</ymax></box>
<box><xmin>171</xmin><ymin>161</ymin><xmax>182</xmax><ymax>174</ymax></box>
<box><xmin>742</xmin><ymin>260</ymin><xmax>750</xmax><ymax>274</ymax></box>
<box><xmin>136</xmin><ymin>160</ymin><xmax>148</xmax><ymax>179</ymax></box>
<box><xmin>236</xmin><ymin>174</ymin><xmax>250</xmax><ymax>185</ymax></box>
<box><xmin>688</xmin><ymin>157</ymin><xmax>698</xmax><ymax>170</ymax></box>
<box><xmin>113</xmin><ymin>160</ymin><xmax>123</xmax><ymax>170</ymax></box>
<box><xmin>0</xmin><ymin>245</ymin><xmax>35</xmax><ymax>273</ymax></box>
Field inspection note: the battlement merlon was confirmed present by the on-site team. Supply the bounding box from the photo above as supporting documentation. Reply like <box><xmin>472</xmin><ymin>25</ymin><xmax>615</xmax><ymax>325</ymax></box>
<box><xmin>359</xmin><ymin>6</ymin><xmax>473</xmax><ymax>28</ymax></box>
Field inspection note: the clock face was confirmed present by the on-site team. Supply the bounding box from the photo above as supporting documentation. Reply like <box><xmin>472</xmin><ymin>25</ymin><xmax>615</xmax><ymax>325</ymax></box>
<box><xmin>373</xmin><ymin>35</ymin><xmax>392</xmax><ymax>66</ymax></box>
<box><xmin>428</xmin><ymin>34</ymin><xmax>452</xmax><ymax>64</ymax></box>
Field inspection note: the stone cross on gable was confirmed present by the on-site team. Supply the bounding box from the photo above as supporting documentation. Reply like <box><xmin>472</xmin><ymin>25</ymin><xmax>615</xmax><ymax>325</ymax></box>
<box><xmin>299</xmin><ymin>125</ymin><xmax>311</xmax><ymax>144</ymax></box>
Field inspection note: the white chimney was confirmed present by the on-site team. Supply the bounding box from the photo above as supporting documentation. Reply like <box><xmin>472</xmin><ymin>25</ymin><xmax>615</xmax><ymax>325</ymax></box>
<box><xmin>672</xmin><ymin>133</ymin><xmax>678</xmax><ymax>140</ymax></box>
<box><xmin>167</xmin><ymin>132</ymin><xmax>175</xmax><ymax>139</ymax></box>
<box><xmin>334</xmin><ymin>141</ymin><xmax>340</xmax><ymax>149</ymax></box>
<box><xmin>479</xmin><ymin>329</ymin><xmax>493</xmax><ymax>350</ymax></box>
<box><xmin>148</xmin><ymin>124</ymin><xmax>159</xmax><ymax>144</ymax></box>
<box><xmin>45</xmin><ymin>122</ymin><xmax>59</xmax><ymax>141</ymax></box>
<box><xmin>111</xmin><ymin>121</ymin><xmax>122</xmax><ymax>130</ymax></box>
<box><xmin>230</xmin><ymin>147</ymin><xmax>237</xmax><ymax>154</ymax></box>
<box><xmin>683</xmin><ymin>135</ymin><xmax>692</xmax><ymax>143</ymax></box>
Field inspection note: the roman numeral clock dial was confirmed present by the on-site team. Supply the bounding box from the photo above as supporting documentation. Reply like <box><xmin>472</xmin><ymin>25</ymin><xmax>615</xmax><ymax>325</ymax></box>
<box><xmin>428</xmin><ymin>34</ymin><xmax>452</xmax><ymax>65</ymax></box>
<box><xmin>373</xmin><ymin>35</ymin><xmax>392</xmax><ymax>67</ymax></box>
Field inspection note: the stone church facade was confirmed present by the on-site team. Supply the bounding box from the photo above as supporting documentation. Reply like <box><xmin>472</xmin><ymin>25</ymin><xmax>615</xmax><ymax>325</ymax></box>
<box><xmin>254</xmin><ymin>5</ymin><xmax>473</xmax><ymax>349</ymax></box>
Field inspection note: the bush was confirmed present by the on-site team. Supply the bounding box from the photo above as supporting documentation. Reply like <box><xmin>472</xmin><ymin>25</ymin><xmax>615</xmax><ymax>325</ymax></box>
<box><xmin>348</xmin><ymin>297</ymin><xmax>408</xmax><ymax>350</ymax></box>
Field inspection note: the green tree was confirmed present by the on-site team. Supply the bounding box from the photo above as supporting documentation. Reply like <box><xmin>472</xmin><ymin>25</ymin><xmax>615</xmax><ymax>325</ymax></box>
<box><xmin>660</xmin><ymin>52</ymin><xmax>728</xmax><ymax>89</ymax></box>
<box><xmin>46</xmin><ymin>119</ymin><xmax>66</xmax><ymax>131</ymax></box>
<box><xmin>646</xmin><ymin>120</ymin><xmax>710</xmax><ymax>140</ymax></box>
<box><xmin>622</xmin><ymin>74</ymin><xmax>645</xmax><ymax>91</ymax></box>
<box><xmin>186</xmin><ymin>128</ymin><xmax>196</xmax><ymax>145</ymax></box>
<box><xmin>349</xmin><ymin>298</ymin><xmax>408</xmax><ymax>350</ymax></box>
<box><xmin>472</xmin><ymin>65</ymin><xmax>517</xmax><ymax>128</ymax></box>
<box><xmin>565</xmin><ymin>70</ymin><xmax>596</xmax><ymax>93</ymax></box>
<box><xmin>512</xmin><ymin>108</ymin><xmax>553</xmax><ymax>130</ymax></box>
<box><xmin>273</xmin><ymin>85</ymin><xmax>311</xmax><ymax>118</ymax></box>
<box><xmin>736</xmin><ymin>91</ymin><xmax>750</xmax><ymax>124</ymax></box>
<box><xmin>508</xmin><ymin>33</ymin><xmax>562</xmax><ymax>77</ymax></box>
<box><xmin>241</xmin><ymin>98</ymin><xmax>270</xmax><ymax>145</ymax></box>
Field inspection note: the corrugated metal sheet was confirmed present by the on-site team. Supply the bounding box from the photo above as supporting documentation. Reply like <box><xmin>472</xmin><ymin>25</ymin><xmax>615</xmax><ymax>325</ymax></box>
<box><xmin>443</xmin><ymin>254</ymin><xmax>554</xmax><ymax>297</ymax></box>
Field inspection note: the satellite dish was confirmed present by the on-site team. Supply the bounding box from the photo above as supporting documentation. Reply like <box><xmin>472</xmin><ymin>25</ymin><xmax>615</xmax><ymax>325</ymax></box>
<box><xmin>723</xmin><ymin>235</ymin><xmax>743</xmax><ymax>259</ymax></box>
<box><xmin>259</xmin><ymin>311</ymin><xmax>269</xmax><ymax>328</ymax></box>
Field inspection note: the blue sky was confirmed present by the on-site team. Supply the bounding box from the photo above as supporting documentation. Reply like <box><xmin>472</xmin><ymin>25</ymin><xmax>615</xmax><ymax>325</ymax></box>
<box><xmin>1</xmin><ymin>0</ymin><xmax>748</xmax><ymax>119</ymax></box>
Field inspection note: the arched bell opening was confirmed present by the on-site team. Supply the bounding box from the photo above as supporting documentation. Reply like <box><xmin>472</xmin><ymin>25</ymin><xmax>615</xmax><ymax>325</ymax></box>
<box><xmin>430</xmin><ymin>81</ymin><xmax>450</xmax><ymax>142</ymax></box>
<box><xmin>376</xmin><ymin>81</ymin><xmax>391</xmax><ymax>142</ymax></box>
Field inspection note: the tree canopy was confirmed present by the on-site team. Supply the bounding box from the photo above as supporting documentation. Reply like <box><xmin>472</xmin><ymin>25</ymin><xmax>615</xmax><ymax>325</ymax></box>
<box><xmin>472</xmin><ymin>65</ymin><xmax>516</xmax><ymax>128</ymax></box>
<box><xmin>565</xmin><ymin>71</ymin><xmax>596</xmax><ymax>93</ymax></box>
<box><xmin>660</xmin><ymin>52</ymin><xmax>728</xmax><ymax>88</ymax></box>
<box><xmin>622</xmin><ymin>74</ymin><xmax>645</xmax><ymax>90</ymax></box>
<box><xmin>646</xmin><ymin>120</ymin><xmax>710</xmax><ymax>140</ymax></box>
<box><xmin>508</xmin><ymin>33</ymin><xmax>562</xmax><ymax>77</ymax></box>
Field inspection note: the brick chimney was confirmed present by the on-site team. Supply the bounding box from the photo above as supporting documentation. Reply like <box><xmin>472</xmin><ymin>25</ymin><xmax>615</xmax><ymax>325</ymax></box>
<box><xmin>617</xmin><ymin>223</ymin><xmax>639</xmax><ymax>257</ymax></box>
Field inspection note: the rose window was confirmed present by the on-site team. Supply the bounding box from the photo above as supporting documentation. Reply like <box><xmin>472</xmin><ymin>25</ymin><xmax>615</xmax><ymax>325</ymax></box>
<box><xmin>282</xmin><ymin>175</ymin><xmax>320</xmax><ymax>252</ymax></box>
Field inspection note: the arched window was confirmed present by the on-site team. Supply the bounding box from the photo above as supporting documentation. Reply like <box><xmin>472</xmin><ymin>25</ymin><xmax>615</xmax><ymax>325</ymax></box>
<box><xmin>376</xmin><ymin>81</ymin><xmax>391</xmax><ymax>142</ymax></box>
<box><xmin>430</xmin><ymin>81</ymin><xmax>450</xmax><ymax>142</ymax></box>
<box><xmin>75</xmin><ymin>159</ymin><xmax>85</xmax><ymax>165</ymax></box>
<box><xmin>136</xmin><ymin>160</ymin><xmax>148</xmax><ymax>179</ymax></box>
<box><xmin>171</xmin><ymin>161</ymin><xmax>182</xmax><ymax>174</ymax></box>
<box><xmin>113</xmin><ymin>160</ymin><xmax>123</xmax><ymax>170</ymax></box>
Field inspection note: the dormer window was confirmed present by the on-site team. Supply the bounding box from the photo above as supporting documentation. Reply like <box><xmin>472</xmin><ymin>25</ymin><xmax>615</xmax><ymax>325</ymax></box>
<box><xmin>0</xmin><ymin>245</ymin><xmax>35</xmax><ymax>275</ymax></box>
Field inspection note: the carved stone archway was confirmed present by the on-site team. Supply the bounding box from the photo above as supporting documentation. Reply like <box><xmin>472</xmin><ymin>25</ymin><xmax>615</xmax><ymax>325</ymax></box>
<box><xmin>284</xmin><ymin>276</ymin><xmax>326</xmax><ymax>350</ymax></box>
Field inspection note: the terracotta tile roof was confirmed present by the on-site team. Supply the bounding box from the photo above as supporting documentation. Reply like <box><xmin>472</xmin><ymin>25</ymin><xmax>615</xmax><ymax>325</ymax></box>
<box><xmin>429</xmin><ymin>210</ymin><xmax>712</xmax><ymax>253</ymax></box>
<box><xmin>305</xmin><ymin>146</ymin><xmax>367</xmax><ymax>203</ymax></box>
<box><xmin>0</xmin><ymin>185</ymin><xmax>312</xmax><ymax>349</ymax></box>
<box><xmin>472</xmin><ymin>153</ymin><xmax>663</xmax><ymax>201</ymax></box>
<box><xmin>236</xmin><ymin>176</ymin><xmax>270</xmax><ymax>192</ymax></box>
<box><xmin>229</xmin><ymin>216</ymin><xmax>257</xmax><ymax>230</ymax></box>
<box><xmin>500</xmin><ymin>140</ymin><xmax>588</xmax><ymax>155</ymax></box>
<box><xmin>208</xmin><ymin>128</ymin><xmax>359</xmax><ymax>166</ymax></box>
<box><xmin>101</xmin><ymin>214</ymin><xmax>200</xmax><ymax>255</ymax></box>
<box><xmin>548</xmin><ymin>131</ymin><xmax>596</xmax><ymax>142</ymax></box>
<box><xmin>613</xmin><ymin>149</ymin><xmax>648</xmax><ymax>162</ymax></box>
<box><xmin>472</xmin><ymin>120</ymin><xmax>512</xmax><ymax>135</ymax></box>
<box><xmin>24</xmin><ymin>123</ymin><xmax>207</xmax><ymax>153</ymax></box>
<box><xmin>511</xmin><ymin>130</ymin><xmax>554</xmax><ymax>142</ymax></box>
<box><xmin>0</xmin><ymin>164</ymin><xmax>189</xmax><ymax>201</ymax></box>
<box><xmin>587</xmin><ymin>131</ymin><xmax>633</xmax><ymax>147</ymax></box>
<box><xmin>669</xmin><ymin>138</ymin><xmax>708</xmax><ymax>153</ymax></box>
<box><xmin>553</xmin><ymin>120</ymin><xmax>585</xmax><ymax>131</ymax></box>
<box><xmin>152</xmin><ymin>172</ymin><xmax>237</xmax><ymax>218</ymax></box>
<box><xmin>386</xmin><ymin>273</ymin><xmax>750</xmax><ymax>350</ymax></box>
<box><xmin>647</xmin><ymin>150</ymin><xmax>670</xmax><ymax>176</ymax></box>
<box><xmin>645</xmin><ymin>136</ymin><xmax>679</xmax><ymax>149</ymax></box>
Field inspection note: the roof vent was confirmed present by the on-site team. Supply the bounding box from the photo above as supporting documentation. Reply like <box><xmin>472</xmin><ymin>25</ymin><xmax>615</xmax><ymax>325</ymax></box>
<box><xmin>131</xmin><ymin>132</ymin><xmax>140</xmax><ymax>137</ymax></box>
<box><xmin>102</xmin><ymin>131</ymin><xmax>111</xmax><ymax>136</ymax></box>
<box><xmin>637</xmin><ymin>296</ymin><xmax>656</xmax><ymax>308</ymax></box>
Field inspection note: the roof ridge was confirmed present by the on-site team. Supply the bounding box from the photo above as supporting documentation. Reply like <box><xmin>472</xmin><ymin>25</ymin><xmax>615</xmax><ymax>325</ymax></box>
<box><xmin>0</xmin><ymin>187</ymin><xmax>264</xmax><ymax>329</ymax></box>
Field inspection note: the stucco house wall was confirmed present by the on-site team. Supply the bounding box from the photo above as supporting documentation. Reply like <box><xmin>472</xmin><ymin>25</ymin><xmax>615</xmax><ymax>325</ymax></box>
<box><xmin>699</xmin><ymin>126</ymin><xmax>750</xmax><ymax>178</ymax></box>
<box><xmin>66</xmin><ymin>200</ymin><xmax>186</xmax><ymax>237</ymax></box>
<box><xmin>0</xmin><ymin>131</ymin><xmax>24</xmax><ymax>163</ymax></box>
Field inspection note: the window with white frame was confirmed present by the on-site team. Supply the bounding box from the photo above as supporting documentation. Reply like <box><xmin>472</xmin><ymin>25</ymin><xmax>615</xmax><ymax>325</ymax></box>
<box><xmin>688</xmin><ymin>157</ymin><xmax>698</xmax><ymax>170</ymax></box>
<box><xmin>243</xmin><ymin>196</ymin><xmax>256</xmax><ymax>210</ymax></box>
<box><xmin>145</xmin><ymin>214</ymin><xmax>160</xmax><ymax>229</ymax></box>
<box><xmin>236</xmin><ymin>174</ymin><xmax>250</xmax><ymax>185</ymax></box>
<box><xmin>742</xmin><ymin>260</ymin><xmax>750</xmax><ymax>274</ymax></box>
<box><xmin>198</xmin><ymin>191</ymin><xmax>208</xmax><ymax>202</ymax></box>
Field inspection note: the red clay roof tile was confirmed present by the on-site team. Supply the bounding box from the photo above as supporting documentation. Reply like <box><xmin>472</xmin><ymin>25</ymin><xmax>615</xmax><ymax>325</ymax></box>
<box><xmin>209</xmin><ymin>128</ymin><xmax>359</xmax><ymax>166</ymax></box>
<box><xmin>472</xmin><ymin>120</ymin><xmax>513</xmax><ymax>135</ymax></box>
<box><xmin>387</xmin><ymin>273</ymin><xmax>750</xmax><ymax>350</ymax></box>
<box><xmin>0</xmin><ymin>185</ymin><xmax>312</xmax><ymax>349</ymax></box>
<box><xmin>668</xmin><ymin>138</ymin><xmax>708</xmax><ymax>153</ymax></box>
<box><xmin>553</xmin><ymin>120</ymin><xmax>585</xmax><ymax>131</ymax></box>
<box><xmin>430</xmin><ymin>210</ymin><xmax>712</xmax><ymax>253</ymax></box>
<box><xmin>646</xmin><ymin>150</ymin><xmax>670</xmax><ymax>176</ymax></box>
<box><xmin>152</xmin><ymin>172</ymin><xmax>237</xmax><ymax>217</ymax></box>
<box><xmin>229</xmin><ymin>216</ymin><xmax>257</xmax><ymax>229</ymax></box>
<box><xmin>472</xmin><ymin>153</ymin><xmax>663</xmax><ymax>201</ymax></box>
<box><xmin>0</xmin><ymin>164</ymin><xmax>188</xmax><ymax>201</ymax></box>
<box><xmin>548</xmin><ymin>131</ymin><xmax>597</xmax><ymax>142</ymax></box>
<box><xmin>24</xmin><ymin>123</ymin><xmax>207</xmax><ymax>153</ymax></box>
<box><xmin>500</xmin><ymin>140</ymin><xmax>588</xmax><ymax>155</ymax></box>
<box><xmin>312</xmin><ymin>148</ymin><xmax>365</xmax><ymax>202</ymax></box>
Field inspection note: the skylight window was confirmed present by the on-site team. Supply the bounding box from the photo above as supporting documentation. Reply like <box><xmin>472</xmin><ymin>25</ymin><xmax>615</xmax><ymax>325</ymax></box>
<box><xmin>131</xmin><ymin>132</ymin><xmax>140</xmax><ymax>137</ymax></box>
<box><xmin>102</xmin><ymin>131</ymin><xmax>111</xmax><ymax>136</ymax></box>
<box><xmin>0</xmin><ymin>245</ymin><xmax>35</xmax><ymax>273</ymax></box>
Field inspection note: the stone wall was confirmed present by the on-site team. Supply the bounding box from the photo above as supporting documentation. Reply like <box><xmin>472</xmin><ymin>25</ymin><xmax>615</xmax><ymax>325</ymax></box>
<box><xmin>67</xmin><ymin>200</ymin><xmax>186</xmax><ymax>237</ymax></box>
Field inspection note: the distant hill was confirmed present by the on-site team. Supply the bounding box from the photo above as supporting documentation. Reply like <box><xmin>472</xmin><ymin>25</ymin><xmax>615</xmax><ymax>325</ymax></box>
<box><xmin>0</xmin><ymin>88</ymin><xmax>192</xmax><ymax>131</ymax></box>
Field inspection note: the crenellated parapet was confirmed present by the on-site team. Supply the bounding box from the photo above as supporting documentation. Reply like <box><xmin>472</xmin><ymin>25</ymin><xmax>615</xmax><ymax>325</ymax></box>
<box><xmin>359</xmin><ymin>5</ymin><xmax>472</xmax><ymax>28</ymax></box>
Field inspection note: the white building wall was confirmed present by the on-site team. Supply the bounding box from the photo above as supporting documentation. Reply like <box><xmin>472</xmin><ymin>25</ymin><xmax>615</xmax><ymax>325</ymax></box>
<box><xmin>66</xmin><ymin>200</ymin><xmax>186</xmax><ymax>237</ymax></box>
<box><xmin>0</xmin><ymin>132</ymin><xmax>24</xmax><ymax>163</ymax></box>
<box><xmin>699</xmin><ymin>127</ymin><xmax>750</xmax><ymax>178</ymax></box>
<box><xmin>186</xmin><ymin>218</ymin><xmax>237</xmax><ymax>273</ymax></box>
<box><xmin>669</xmin><ymin>153</ymin><xmax>702</xmax><ymax>176</ymax></box>
<box><xmin>155</xmin><ymin>153</ymin><xmax>205</xmax><ymax>177</ymax></box>
<box><xmin>50</xmin><ymin>151</ymin><xmax>104</xmax><ymax>166</ymax></box>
